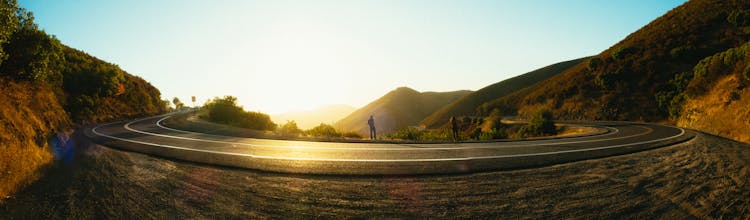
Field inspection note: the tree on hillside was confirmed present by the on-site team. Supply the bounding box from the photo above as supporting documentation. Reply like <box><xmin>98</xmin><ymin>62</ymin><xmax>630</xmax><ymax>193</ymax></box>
<box><xmin>0</xmin><ymin>8</ymin><xmax>64</xmax><ymax>83</ymax></box>
<box><xmin>0</xmin><ymin>0</ymin><xmax>18</xmax><ymax>66</ymax></box>
<box><xmin>172</xmin><ymin>97</ymin><xmax>184</xmax><ymax>109</ymax></box>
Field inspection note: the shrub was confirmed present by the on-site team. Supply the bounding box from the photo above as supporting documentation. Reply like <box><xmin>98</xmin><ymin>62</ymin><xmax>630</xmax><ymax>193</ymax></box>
<box><xmin>611</xmin><ymin>46</ymin><xmax>637</xmax><ymax>60</ymax></box>
<box><xmin>670</xmin><ymin>45</ymin><xmax>698</xmax><ymax>60</ymax></box>
<box><xmin>0</xmin><ymin>12</ymin><xmax>65</xmax><ymax>83</ymax></box>
<box><xmin>594</xmin><ymin>69</ymin><xmax>623</xmax><ymax>90</ymax></box>
<box><xmin>520</xmin><ymin>108</ymin><xmax>556</xmax><ymax>137</ymax></box>
<box><xmin>728</xmin><ymin>9</ymin><xmax>750</xmax><ymax>26</ymax></box>
<box><xmin>278</xmin><ymin>120</ymin><xmax>302</xmax><ymax>137</ymax></box>
<box><xmin>389</xmin><ymin>127</ymin><xmax>423</xmax><ymax>141</ymax></box>
<box><xmin>587</xmin><ymin>57</ymin><xmax>603</xmax><ymax>71</ymax></box>
<box><xmin>203</xmin><ymin>96</ymin><xmax>276</xmax><ymax>131</ymax></box>
<box><xmin>306</xmin><ymin>123</ymin><xmax>340</xmax><ymax>138</ymax></box>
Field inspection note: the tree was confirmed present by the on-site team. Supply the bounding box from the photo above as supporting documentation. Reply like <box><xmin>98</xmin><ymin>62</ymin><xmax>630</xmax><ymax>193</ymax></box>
<box><xmin>0</xmin><ymin>0</ymin><xmax>18</xmax><ymax>66</ymax></box>
<box><xmin>172</xmin><ymin>97</ymin><xmax>184</xmax><ymax>109</ymax></box>
<box><xmin>0</xmin><ymin>8</ymin><xmax>65</xmax><ymax>83</ymax></box>
<box><xmin>306</xmin><ymin>123</ymin><xmax>341</xmax><ymax>138</ymax></box>
<box><xmin>191</xmin><ymin>96</ymin><xmax>196</xmax><ymax>108</ymax></box>
<box><xmin>203</xmin><ymin>96</ymin><xmax>276</xmax><ymax>131</ymax></box>
<box><xmin>518</xmin><ymin>108</ymin><xmax>556</xmax><ymax>137</ymax></box>
<box><xmin>279</xmin><ymin>120</ymin><xmax>302</xmax><ymax>137</ymax></box>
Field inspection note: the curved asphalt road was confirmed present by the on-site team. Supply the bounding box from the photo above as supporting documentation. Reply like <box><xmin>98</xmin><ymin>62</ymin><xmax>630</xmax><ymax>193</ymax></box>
<box><xmin>86</xmin><ymin>114</ymin><xmax>694</xmax><ymax>175</ymax></box>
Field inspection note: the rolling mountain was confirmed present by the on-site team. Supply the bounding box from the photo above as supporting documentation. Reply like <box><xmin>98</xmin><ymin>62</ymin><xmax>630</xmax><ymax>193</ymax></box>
<box><xmin>474</xmin><ymin>0</ymin><xmax>750</xmax><ymax>143</ymax></box>
<box><xmin>272</xmin><ymin>104</ymin><xmax>356</xmax><ymax>129</ymax></box>
<box><xmin>336</xmin><ymin>87</ymin><xmax>471</xmax><ymax>135</ymax></box>
<box><xmin>420</xmin><ymin>57</ymin><xmax>586</xmax><ymax>128</ymax></box>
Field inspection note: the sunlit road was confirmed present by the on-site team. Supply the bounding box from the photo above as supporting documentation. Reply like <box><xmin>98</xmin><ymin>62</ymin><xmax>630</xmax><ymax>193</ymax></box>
<box><xmin>86</xmin><ymin>114</ymin><xmax>694</xmax><ymax>175</ymax></box>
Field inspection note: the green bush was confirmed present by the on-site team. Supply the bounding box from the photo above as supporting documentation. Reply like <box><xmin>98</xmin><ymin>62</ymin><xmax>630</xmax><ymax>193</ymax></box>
<box><xmin>728</xmin><ymin>9</ymin><xmax>750</xmax><ymax>26</ymax></box>
<box><xmin>587</xmin><ymin>57</ymin><xmax>603</xmax><ymax>71</ymax></box>
<box><xmin>594</xmin><ymin>69</ymin><xmax>623</xmax><ymax>90</ymax></box>
<box><xmin>655</xmin><ymin>70</ymin><xmax>694</xmax><ymax>117</ymax></box>
<box><xmin>306</xmin><ymin>123</ymin><xmax>340</xmax><ymax>138</ymax></box>
<box><xmin>0</xmin><ymin>9</ymin><xmax>64</xmax><ymax>83</ymax></box>
<box><xmin>203</xmin><ymin>96</ymin><xmax>276</xmax><ymax>131</ymax></box>
<box><xmin>670</xmin><ymin>45</ymin><xmax>698</xmax><ymax>60</ymax></box>
<box><xmin>611</xmin><ymin>46</ymin><xmax>637</xmax><ymax>60</ymax></box>
<box><xmin>389</xmin><ymin>127</ymin><xmax>423</xmax><ymax>141</ymax></box>
<box><xmin>520</xmin><ymin>108</ymin><xmax>556</xmax><ymax>137</ymax></box>
<box><xmin>278</xmin><ymin>120</ymin><xmax>302</xmax><ymax>137</ymax></box>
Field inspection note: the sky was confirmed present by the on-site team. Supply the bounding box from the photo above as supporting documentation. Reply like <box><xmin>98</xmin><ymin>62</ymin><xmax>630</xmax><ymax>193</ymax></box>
<box><xmin>21</xmin><ymin>0</ymin><xmax>687</xmax><ymax>114</ymax></box>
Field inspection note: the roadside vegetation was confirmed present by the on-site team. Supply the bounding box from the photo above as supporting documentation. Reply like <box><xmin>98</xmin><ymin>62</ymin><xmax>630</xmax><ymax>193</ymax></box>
<box><xmin>0</xmin><ymin>1</ymin><xmax>166</xmax><ymax>201</ymax></box>
<box><xmin>388</xmin><ymin>108</ymin><xmax>558</xmax><ymax>141</ymax></box>
<box><xmin>200</xmin><ymin>96</ymin><xmax>276</xmax><ymax>131</ymax></box>
<box><xmin>421</xmin><ymin>58</ymin><xmax>585</xmax><ymax>128</ymax></box>
<box><xmin>277</xmin><ymin>121</ymin><xmax>362</xmax><ymax>139</ymax></box>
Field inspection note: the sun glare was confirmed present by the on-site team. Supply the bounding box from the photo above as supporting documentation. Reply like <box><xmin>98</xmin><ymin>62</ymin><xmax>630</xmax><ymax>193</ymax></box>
<box><xmin>238</xmin><ymin>20</ymin><xmax>372</xmax><ymax>114</ymax></box>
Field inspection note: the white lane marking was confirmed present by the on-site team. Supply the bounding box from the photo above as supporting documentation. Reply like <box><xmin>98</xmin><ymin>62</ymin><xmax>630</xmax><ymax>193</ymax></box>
<box><xmin>92</xmin><ymin>124</ymin><xmax>687</xmax><ymax>162</ymax></box>
<box><xmin>116</xmin><ymin>116</ymin><xmax>634</xmax><ymax>151</ymax></box>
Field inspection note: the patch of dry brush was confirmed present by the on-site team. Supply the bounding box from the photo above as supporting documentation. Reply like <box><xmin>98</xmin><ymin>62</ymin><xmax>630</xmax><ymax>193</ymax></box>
<box><xmin>0</xmin><ymin>80</ymin><xmax>69</xmax><ymax>201</ymax></box>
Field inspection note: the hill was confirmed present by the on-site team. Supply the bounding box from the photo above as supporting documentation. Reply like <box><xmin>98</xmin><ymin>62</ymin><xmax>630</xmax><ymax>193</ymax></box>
<box><xmin>477</xmin><ymin>0</ymin><xmax>750</xmax><ymax>143</ymax></box>
<box><xmin>272</xmin><ymin>104</ymin><xmax>356</xmax><ymax>130</ymax></box>
<box><xmin>421</xmin><ymin>57</ymin><xmax>586</xmax><ymax>128</ymax></box>
<box><xmin>676</xmin><ymin>40</ymin><xmax>750</xmax><ymax>143</ymax></box>
<box><xmin>0</xmin><ymin>2</ymin><xmax>165</xmax><ymax>201</ymax></box>
<box><xmin>336</xmin><ymin>87</ymin><xmax>471</xmax><ymax>135</ymax></box>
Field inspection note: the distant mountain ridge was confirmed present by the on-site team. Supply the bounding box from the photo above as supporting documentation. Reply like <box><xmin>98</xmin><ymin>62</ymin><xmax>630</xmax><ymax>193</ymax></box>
<box><xmin>420</xmin><ymin>57</ymin><xmax>587</xmax><ymax>128</ymax></box>
<box><xmin>272</xmin><ymin>104</ymin><xmax>356</xmax><ymax>129</ymax></box>
<box><xmin>336</xmin><ymin>87</ymin><xmax>471</xmax><ymax>135</ymax></box>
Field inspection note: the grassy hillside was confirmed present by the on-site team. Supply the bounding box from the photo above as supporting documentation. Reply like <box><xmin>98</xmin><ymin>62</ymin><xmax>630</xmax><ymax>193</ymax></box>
<box><xmin>421</xmin><ymin>57</ymin><xmax>586</xmax><ymax>128</ymax></box>
<box><xmin>62</xmin><ymin>47</ymin><xmax>166</xmax><ymax>124</ymax></box>
<box><xmin>480</xmin><ymin>0</ymin><xmax>750</xmax><ymax>124</ymax></box>
<box><xmin>0</xmin><ymin>1</ymin><xmax>166</xmax><ymax>201</ymax></box>
<box><xmin>0</xmin><ymin>80</ymin><xmax>69</xmax><ymax>200</ymax></box>
<box><xmin>676</xmin><ymin>40</ymin><xmax>750</xmax><ymax>143</ymax></box>
<box><xmin>336</xmin><ymin>87</ymin><xmax>471</xmax><ymax>135</ymax></box>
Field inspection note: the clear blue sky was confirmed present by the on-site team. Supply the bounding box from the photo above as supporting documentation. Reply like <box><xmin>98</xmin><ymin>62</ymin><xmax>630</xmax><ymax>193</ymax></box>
<box><xmin>21</xmin><ymin>0</ymin><xmax>687</xmax><ymax>114</ymax></box>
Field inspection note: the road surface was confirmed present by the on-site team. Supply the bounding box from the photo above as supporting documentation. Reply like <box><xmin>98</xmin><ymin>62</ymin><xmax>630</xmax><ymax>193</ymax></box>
<box><xmin>86</xmin><ymin>114</ymin><xmax>694</xmax><ymax>175</ymax></box>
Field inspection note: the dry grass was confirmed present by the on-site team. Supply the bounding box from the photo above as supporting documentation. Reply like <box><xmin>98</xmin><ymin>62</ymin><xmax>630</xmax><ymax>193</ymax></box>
<box><xmin>679</xmin><ymin>74</ymin><xmax>750</xmax><ymax>143</ymax></box>
<box><xmin>0</xmin><ymin>80</ymin><xmax>69</xmax><ymax>202</ymax></box>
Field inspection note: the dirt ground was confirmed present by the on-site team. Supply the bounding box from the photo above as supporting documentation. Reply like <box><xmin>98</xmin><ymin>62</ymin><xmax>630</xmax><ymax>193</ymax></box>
<box><xmin>1</xmin><ymin>131</ymin><xmax>748</xmax><ymax>219</ymax></box>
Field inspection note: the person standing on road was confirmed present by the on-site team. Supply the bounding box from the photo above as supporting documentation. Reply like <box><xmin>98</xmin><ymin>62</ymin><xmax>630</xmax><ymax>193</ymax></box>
<box><xmin>450</xmin><ymin>116</ymin><xmax>459</xmax><ymax>142</ymax></box>
<box><xmin>368</xmin><ymin>115</ymin><xmax>376</xmax><ymax>140</ymax></box>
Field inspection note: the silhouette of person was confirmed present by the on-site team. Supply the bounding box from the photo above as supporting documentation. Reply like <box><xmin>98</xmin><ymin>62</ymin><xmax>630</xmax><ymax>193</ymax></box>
<box><xmin>368</xmin><ymin>115</ymin><xmax>376</xmax><ymax>140</ymax></box>
<box><xmin>450</xmin><ymin>116</ymin><xmax>459</xmax><ymax>141</ymax></box>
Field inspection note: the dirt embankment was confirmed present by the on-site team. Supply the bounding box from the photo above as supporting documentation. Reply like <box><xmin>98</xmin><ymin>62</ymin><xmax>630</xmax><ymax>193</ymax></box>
<box><xmin>0</xmin><ymin>80</ymin><xmax>70</xmax><ymax>201</ymax></box>
<box><xmin>1</xmin><ymin>130</ymin><xmax>748</xmax><ymax>219</ymax></box>
<box><xmin>679</xmin><ymin>74</ymin><xmax>750</xmax><ymax>143</ymax></box>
